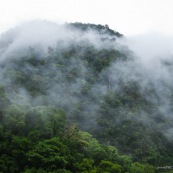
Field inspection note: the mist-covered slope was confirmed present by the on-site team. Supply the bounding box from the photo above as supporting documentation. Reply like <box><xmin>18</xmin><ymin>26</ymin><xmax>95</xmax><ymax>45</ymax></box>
<box><xmin>0</xmin><ymin>20</ymin><xmax>173</xmax><ymax>172</ymax></box>
<box><xmin>0</xmin><ymin>20</ymin><xmax>127</xmax><ymax>125</ymax></box>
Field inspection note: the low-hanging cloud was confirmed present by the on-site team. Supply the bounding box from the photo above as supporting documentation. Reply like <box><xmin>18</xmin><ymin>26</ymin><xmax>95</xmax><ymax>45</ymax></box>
<box><xmin>0</xmin><ymin>20</ymin><xmax>124</xmax><ymax>129</ymax></box>
<box><xmin>1</xmin><ymin>20</ymin><xmax>173</xmax><ymax>141</ymax></box>
<box><xmin>111</xmin><ymin>32</ymin><xmax>173</xmax><ymax>139</ymax></box>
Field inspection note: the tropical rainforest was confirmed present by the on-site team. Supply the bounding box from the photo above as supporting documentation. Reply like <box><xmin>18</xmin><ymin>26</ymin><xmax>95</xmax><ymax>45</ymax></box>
<box><xmin>0</xmin><ymin>21</ymin><xmax>173</xmax><ymax>172</ymax></box>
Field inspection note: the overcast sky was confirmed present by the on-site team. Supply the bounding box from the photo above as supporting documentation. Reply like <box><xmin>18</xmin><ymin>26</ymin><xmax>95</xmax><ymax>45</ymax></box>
<box><xmin>0</xmin><ymin>0</ymin><xmax>173</xmax><ymax>36</ymax></box>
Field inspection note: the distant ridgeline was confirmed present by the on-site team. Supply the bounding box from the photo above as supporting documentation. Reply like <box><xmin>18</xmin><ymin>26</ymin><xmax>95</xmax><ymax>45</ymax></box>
<box><xmin>68</xmin><ymin>22</ymin><xmax>123</xmax><ymax>41</ymax></box>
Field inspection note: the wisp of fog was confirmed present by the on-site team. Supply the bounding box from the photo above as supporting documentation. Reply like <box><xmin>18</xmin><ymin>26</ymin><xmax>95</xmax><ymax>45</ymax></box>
<box><xmin>1</xmin><ymin>20</ymin><xmax>173</xmax><ymax>141</ymax></box>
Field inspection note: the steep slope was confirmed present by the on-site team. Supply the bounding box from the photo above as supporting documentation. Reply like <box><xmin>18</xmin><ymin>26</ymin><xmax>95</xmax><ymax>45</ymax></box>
<box><xmin>0</xmin><ymin>21</ymin><xmax>173</xmax><ymax>172</ymax></box>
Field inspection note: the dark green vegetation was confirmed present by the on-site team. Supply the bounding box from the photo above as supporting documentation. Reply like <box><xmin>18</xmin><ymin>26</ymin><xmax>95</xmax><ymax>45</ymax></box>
<box><xmin>0</xmin><ymin>103</ymin><xmax>156</xmax><ymax>172</ymax></box>
<box><xmin>0</xmin><ymin>22</ymin><xmax>173</xmax><ymax>172</ymax></box>
<box><xmin>68</xmin><ymin>22</ymin><xmax>123</xmax><ymax>37</ymax></box>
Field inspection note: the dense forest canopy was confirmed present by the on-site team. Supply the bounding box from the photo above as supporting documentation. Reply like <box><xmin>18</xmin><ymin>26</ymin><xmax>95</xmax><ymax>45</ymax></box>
<box><xmin>0</xmin><ymin>20</ymin><xmax>173</xmax><ymax>172</ymax></box>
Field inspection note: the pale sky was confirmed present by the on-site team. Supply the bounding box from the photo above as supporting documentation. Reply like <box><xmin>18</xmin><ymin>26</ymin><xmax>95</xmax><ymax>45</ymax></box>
<box><xmin>0</xmin><ymin>0</ymin><xmax>173</xmax><ymax>36</ymax></box>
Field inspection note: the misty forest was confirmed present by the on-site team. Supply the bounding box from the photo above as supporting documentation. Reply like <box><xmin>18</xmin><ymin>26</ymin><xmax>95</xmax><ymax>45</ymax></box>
<box><xmin>1</xmin><ymin>21</ymin><xmax>173</xmax><ymax>173</ymax></box>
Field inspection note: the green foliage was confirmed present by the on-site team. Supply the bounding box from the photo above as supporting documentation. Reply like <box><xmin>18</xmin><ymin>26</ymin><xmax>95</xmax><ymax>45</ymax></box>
<box><xmin>27</xmin><ymin>137</ymin><xmax>69</xmax><ymax>171</ymax></box>
<box><xmin>130</xmin><ymin>162</ymin><xmax>144</xmax><ymax>173</ymax></box>
<box><xmin>4</xmin><ymin>104</ymin><xmax>26</xmax><ymax>135</ymax></box>
<box><xmin>0</xmin><ymin>103</ymin><xmax>156</xmax><ymax>172</ymax></box>
<box><xmin>98</xmin><ymin>160</ymin><xmax>122</xmax><ymax>173</ymax></box>
<box><xmin>1</xmin><ymin>22</ymin><xmax>173</xmax><ymax>172</ymax></box>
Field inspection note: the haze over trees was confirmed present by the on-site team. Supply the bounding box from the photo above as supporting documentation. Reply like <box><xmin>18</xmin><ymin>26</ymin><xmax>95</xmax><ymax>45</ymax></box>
<box><xmin>0</xmin><ymin>20</ymin><xmax>173</xmax><ymax>172</ymax></box>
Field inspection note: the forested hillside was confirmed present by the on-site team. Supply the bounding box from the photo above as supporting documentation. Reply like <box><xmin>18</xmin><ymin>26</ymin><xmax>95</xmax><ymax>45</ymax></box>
<box><xmin>0</xmin><ymin>21</ymin><xmax>173</xmax><ymax>172</ymax></box>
